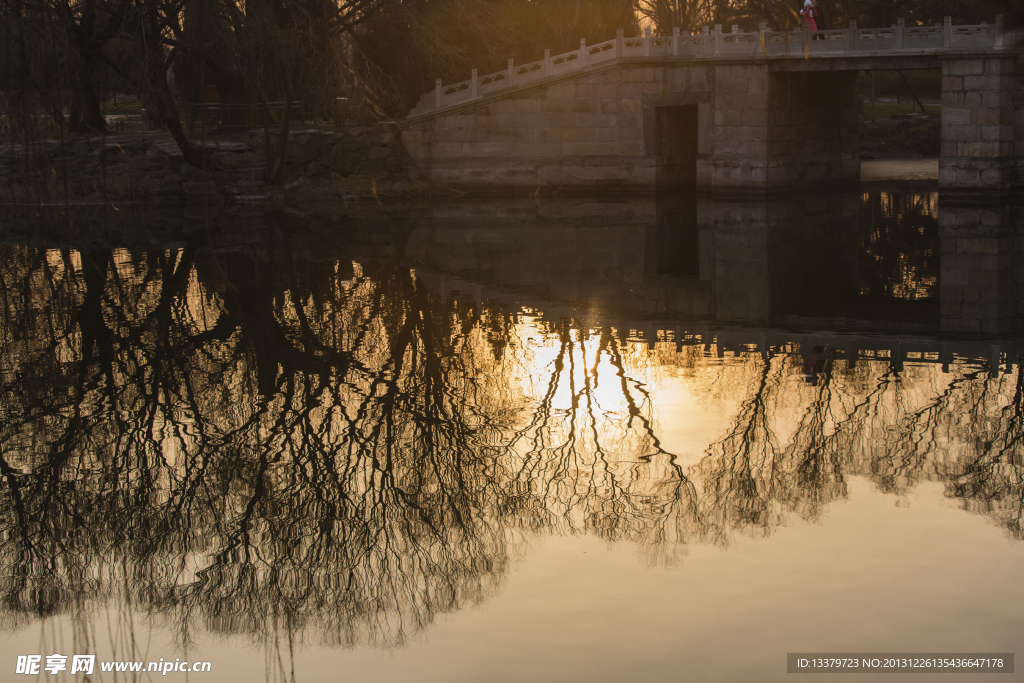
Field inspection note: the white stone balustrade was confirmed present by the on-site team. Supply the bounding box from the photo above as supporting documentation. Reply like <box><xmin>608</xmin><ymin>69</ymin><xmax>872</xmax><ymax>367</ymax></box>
<box><xmin>409</xmin><ymin>16</ymin><xmax>1018</xmax><ymax>117</ymax></box>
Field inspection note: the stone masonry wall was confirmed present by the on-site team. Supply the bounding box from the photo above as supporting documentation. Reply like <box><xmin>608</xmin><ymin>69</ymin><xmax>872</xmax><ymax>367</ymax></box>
<box><xmin>709</xmin><ymin>64</ymin><xmax>770</xmax><ymax>190</ymax></box>
<box><xmin>402</xmin><ymin>64</ymin><xmax>711</xmax><ymax>189</ymax></box>
<box><xmin>401</xmin><ymin>60</ymin><xmax>864</xmax><ymax>193</ymax></box>
<box><xmin>940</xmin><ymin>55</ymin><xmax>1020</xmax><ymax>193</ymax></box>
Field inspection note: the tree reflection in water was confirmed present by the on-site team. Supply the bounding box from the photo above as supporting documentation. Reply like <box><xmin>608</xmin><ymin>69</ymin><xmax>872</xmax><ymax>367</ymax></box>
<box><xmin>695</xmin><ymin>350</ymin><xmax>1024</xmax><ymax>544</ymax></box>
<box><xmin>0</xmin><ymin>221</ymin><xmax>1021</xmax><ymax>657</ymax></box>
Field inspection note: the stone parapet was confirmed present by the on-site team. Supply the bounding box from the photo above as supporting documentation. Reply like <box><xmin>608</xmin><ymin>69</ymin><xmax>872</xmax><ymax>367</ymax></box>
<box><xmin>410</xmin><ymin>19</ymin><xmax>1017</xmax><ymax>118</ymax></box>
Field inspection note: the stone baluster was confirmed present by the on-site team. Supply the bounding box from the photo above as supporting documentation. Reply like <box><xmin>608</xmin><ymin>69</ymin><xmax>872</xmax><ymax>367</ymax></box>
<box><xmin>896</xmin><ymin>18</ymin><xmax>905</xmax><ymax>48</ymax></box>
<box><xmin>943</xmin><ymin>16</ymin><xmax>952</xmax><ymax>47</ymax></box>
<box><xmin>435</xmin><ymin>78</ymin><xmax>442</xmax><ymax>108</ymax></box>
<box><xmin>847</xmin><ymin>20</ymin><xmax>857</xmax><ymax>51</ymax></box>
<box><xmin>543</xmin><ymin>49</ymin><xmax>551</xmax><ymax>76</ymax></box>
<box><xmin>714</xmin><ymin>24</ymin><xmax>722</xmax><ymax>55</ymax></box>
<box><xmin>995</xmin><ymin>14</ymin><xmax>1003</xmax><ymax>48</ymax></box>
<box><xmin>801</xmin><ymin>20</ymin><xmax>809</xmax><ymax>50</ymax></box>
<box><xmin>507</xmin><ymin>58</ymin><xmax>515</xmax><ymax>86</ymax></box>
<box><xmin>616</xmin><ymin>29</ymin><xmax>624</xmax><ymax>58</ymax></box>
<box><xmin>580</xmin><ymin>38</ymin><xmax>587</xmax><ymax>67</ymax></box>
<box><xmin>471</xmin><ymin>68</ymin><xmax>478</xmax><ymax>98</ymax></box>
<box><xmin>701</xmin><ymin>25</ymin><xmax>709</xmax><ymax>57</ymax></box>
<box><xmin>672</xmin><ymin>26</ymin><xmax>680</xmax><ymax>56</ymax></box>
<box><xmin>758</xmin><ymin>22</ymin><xmax>767</xmax><ymax>55</ymax></box>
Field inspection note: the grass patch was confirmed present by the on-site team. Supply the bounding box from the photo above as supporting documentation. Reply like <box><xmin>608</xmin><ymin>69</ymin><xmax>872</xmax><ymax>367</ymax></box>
<box><xmin>103</xmin><ymin>96</ymin><xmax>146</xmax><ymax>115</ymax></box>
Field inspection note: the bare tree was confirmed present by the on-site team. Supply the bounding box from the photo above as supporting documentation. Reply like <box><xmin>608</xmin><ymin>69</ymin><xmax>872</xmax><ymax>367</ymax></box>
<box><xmin>635</xmin><ymin>0</ymin><xmax>714</xmax><ymax>34</ymax></box>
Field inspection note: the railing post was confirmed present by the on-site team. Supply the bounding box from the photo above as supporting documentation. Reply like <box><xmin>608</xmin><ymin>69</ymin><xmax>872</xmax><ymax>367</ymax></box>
<box><xmin>896</xmin><ymin>18</ymin><xmax>905</xmax><ymax>49</ymax></box>
<box><xmin>616</xmin><ymin>29</ymin><xmax>624</xmax><ymax>58</ymax></box>
<box><xmin>701</xmin><ymin>25</ymin><xmax>710</xmax><ymax>57</ymax></box>
<box><xmin>507</xmin><ymin>58</ymin><xmax>515</xmax><ymax>86</ymax></box>
<box><xmin>471</xmin><ymin>68</ymin><xmax>478</xmax><ymax>97</ymax></box>
<box><xmin>644</xmin><ymin>26</ymin><xmax>652</xmax><ymax>56</ymax></box>
<box><xmin>714</xmin><ymin>24</ymin><xmax>722</xmax><ymax>55</ymax></box>
<box><xmin>672</xmin><ymin>26</ymin><xmax>680</xmax><ymax>56</ymax></box>
<box><xmin>801</xmin><ymin>21</ymin><xmax>809</xmax><ymax>50</ymax></box>
<box><xmin>435</xmin><ymin>78</ymin><xmax>442</xmax><ymax>108</ymax></box>
<box><xmin>995</xmin><ymin>14</ymin><xmax>1003</xmax><ymax>48</ymax></box>
<box><xmin>758</xmin><ymin>22</ymin><xmax>767</xmax><ymax>55</ymax></box>
<box><xmin>848</xmin><ymin>20</ymin><xmax>857</xmax><ymax>51</ymax></box>
<box><xmin>543</xmin><ymin>49</ymin><xmax>551</xmax><ymax>76</ymax></box>
<box><xmin>943</xmin><ymin>16</ymin><xmax>952</xmax><ymax>47</ymax></box>
<box><xmin>580</xmin><ymin>38</ymin><xmax>587</xmax><ymax>67</ymax></box>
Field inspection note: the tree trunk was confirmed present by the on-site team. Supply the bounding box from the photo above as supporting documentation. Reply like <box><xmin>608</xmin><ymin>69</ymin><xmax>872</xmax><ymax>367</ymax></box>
<box><xmin>163</xmin><ymin>102</ymin><xmax>205</xmax><ymax>169</ymax></box>
<box><xmin>67</xmin><ymin>67</ymin><xmax>107</xmax><ymax>134</ymax></box>
<box><xmin>267</xmin><ymin>91</ymin><xmax>291</xmax><ymax>184</ymax></box>
<box><xmin>146</xmin><ymin>70</ymin><xmax>205</xmax><ymax>169</ymax></box>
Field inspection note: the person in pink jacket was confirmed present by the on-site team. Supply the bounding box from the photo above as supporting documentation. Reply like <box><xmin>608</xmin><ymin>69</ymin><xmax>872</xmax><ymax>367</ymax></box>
<box><xmin>800</xmin><ymin>0</ymin><xmax>818</xmax><ymax>31</ymax></box>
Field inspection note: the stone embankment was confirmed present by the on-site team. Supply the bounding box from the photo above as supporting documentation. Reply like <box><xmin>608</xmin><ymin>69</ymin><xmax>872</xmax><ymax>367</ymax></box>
<box><xmin>0</xmin><ymin>122</ymin><xmax>418</xmax><ymax>204</ymax></box>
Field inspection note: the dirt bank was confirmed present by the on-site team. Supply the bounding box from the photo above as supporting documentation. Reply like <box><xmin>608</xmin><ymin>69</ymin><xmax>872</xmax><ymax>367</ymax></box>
<box><xmin>860</xmin><ymin>114</ymin><xmax>940</xmax><ymax>159</ymax></box>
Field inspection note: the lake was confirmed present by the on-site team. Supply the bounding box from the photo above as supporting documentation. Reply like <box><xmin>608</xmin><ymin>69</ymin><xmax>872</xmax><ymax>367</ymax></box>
<box><xmin>0</xmin><ymin>185</ymin><xmax>1021</xmax><ymax>682</ymax></box>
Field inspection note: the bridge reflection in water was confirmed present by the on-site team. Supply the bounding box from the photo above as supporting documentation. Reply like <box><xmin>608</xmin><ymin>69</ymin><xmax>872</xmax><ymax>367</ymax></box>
<box><xmin>0</xmin><ymin>191</ymin><xmax>1021</xmax><ymax>677</ymax></box>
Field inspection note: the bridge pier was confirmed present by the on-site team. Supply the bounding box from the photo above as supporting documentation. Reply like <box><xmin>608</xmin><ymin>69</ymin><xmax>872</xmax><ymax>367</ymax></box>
<box><xmin>939</xmin><ymin>54</ymin><xmax>1022</xmax><ymax>194</ymax></box>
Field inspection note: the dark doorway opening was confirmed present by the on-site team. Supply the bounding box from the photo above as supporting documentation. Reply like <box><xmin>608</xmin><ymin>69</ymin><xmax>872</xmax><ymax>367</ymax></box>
<box><xmin>655</xmin><ymin>105</ymin><xmax>698</xmax><ymax>188</ymax></box>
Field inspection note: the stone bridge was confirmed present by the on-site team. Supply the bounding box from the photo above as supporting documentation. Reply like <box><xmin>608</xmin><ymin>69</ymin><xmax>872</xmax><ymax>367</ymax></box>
<box><xmin>399</xmin><ymin>18</ymin><xmax>1024</xmax><ymax>194</ymax></box>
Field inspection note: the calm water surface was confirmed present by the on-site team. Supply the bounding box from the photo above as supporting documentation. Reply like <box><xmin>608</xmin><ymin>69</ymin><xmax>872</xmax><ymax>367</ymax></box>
<box><xmin>0</xmin><ymin>189</ymin><xmax>1022</xmax><ymax>682</ymax></box>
